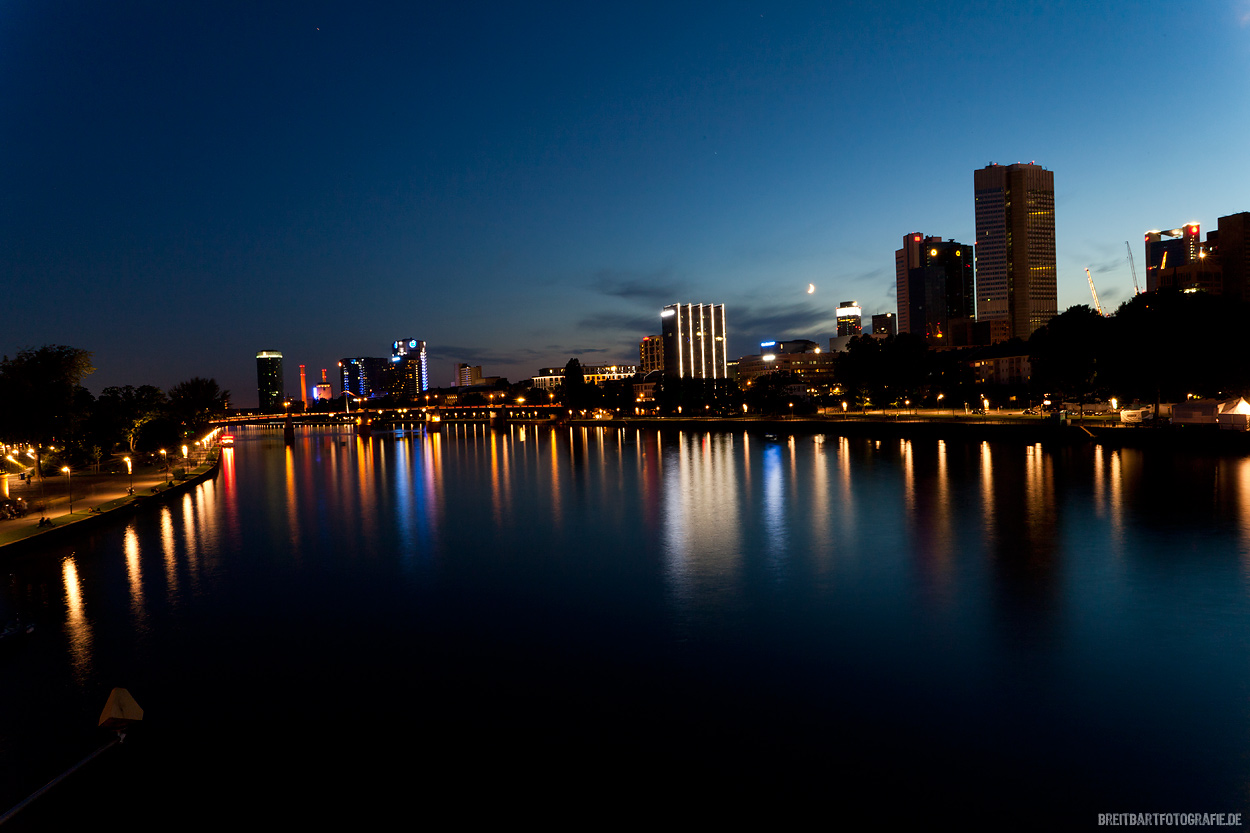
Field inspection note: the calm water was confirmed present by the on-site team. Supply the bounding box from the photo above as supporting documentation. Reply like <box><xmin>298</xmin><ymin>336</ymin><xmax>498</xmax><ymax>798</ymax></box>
<box><xmin>3</xmin><ymin>424</ymin><xmax>1250</xmax><ymax>827</ymax></box>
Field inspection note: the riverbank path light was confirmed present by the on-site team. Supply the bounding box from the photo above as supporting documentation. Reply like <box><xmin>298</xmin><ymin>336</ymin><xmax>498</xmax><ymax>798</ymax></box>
<box><xmin>62</xmin><ymin>466</ymin><xmax>72</xmax><ymax>516</ymax></box>
<box><xmin>124</xmin><ymin>457</ymin><xmax>133</xmax><ymax>495</ymax></box>
<box><xmin>160</xmin><ymin>449</ymin><xmax>169</xmax><ymax>485</ymax></box>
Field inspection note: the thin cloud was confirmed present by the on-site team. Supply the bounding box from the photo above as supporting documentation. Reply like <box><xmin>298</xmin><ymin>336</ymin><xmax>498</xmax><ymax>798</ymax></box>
<box><xmin>591</xmin><ymin>268</ymin><xmax>680</xmax><ymax>303</ymax></box>
<box><xmin>577</xmin><ymin>311</ymin><xmax>659</xmax><ymax>333</ymax></box>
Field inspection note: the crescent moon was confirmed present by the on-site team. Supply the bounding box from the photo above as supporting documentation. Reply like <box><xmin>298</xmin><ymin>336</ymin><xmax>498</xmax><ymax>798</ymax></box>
<box><xmin>807</xmin><ymin>283</ymin><xmax>815</xmax><ymax>294</ymax></box>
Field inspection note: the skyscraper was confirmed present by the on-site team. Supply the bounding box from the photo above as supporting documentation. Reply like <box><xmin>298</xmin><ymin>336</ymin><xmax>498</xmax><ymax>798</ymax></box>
<box><xmin>660</xmin><ymin>303</ymin><xmax>727</xmax><ymax>379</ymax></box>
<box><xmin>895</xmin><ymin>234</ymin><xmax>975</xmax><ymax>344</ymax></box>
<box><xmin>974</xmin><ymin>163</ymin><xmax>1057</xmax><ymax>341</ymax></box>
<box><xmin>256</xmin><ymin>350</ymin><xmax>284</xmax><ymax>412</ymax></box>
<box><xmin>836</xmin><ymin>301</ymin><xmax>863</xmax><ymax>337</ymax></box>
<box><xmin>390</xmin><ymin>339</ymin><xmax>428</xmax><ymax>399</ymax></box>
<box><xmin>639</xmin><ymin>335</ymin><xmax>664</xmax><ymax>375</ymax></box>
<box><xmin>339</xmin><ymin>357</ymin><xmax>388</xmax><ymax>399</ymax></box>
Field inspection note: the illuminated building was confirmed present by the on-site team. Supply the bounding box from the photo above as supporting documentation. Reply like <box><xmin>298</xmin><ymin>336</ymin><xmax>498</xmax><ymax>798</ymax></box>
<box><xmin>660</xmin><ymin>303</ymin><xmax>728</xmax><ymax>379</ymax></box>
<box><xmin>390</xmin><ymin>339</ymin><xmax>429</xmax><ymax>399</ymax></box>
<box><xmin>339</xmin><ymin>357</ymin><xmax>387</xmax><ymax>399</ymax></box>
<box><xmin>895</xmin><ymin>234</ymin><xmax>975</xmax><ymax>345</ymax></box>
<box><xmin>836</xmin><ymin>301</ymin><xmax>862</xmax><ymax>336</ymax></box>
<box><xmin>639</xmin><ymin>335</ymin><xmax>664</xmax><ymax>375</ymax></box>
<box><xmin>531</xmin><ymin>364</ymin><xmax>639</xmax><ymax>390</ymax></box>
<box><xmin>1145</xmin><ymin>224</ymin><xmax>1202</xmax><ymax>292</ymax></box>
<box><xmin>737</xmin><ymin>339</ymin><xmax>835</xmax><ymax>384</ymax></box>
<box><xmin>974</xmin><ymin>163</ymin><xmax>1057</xmax><ymax>341</ymax></box>
<box><xmin>256</xmin><ymin>350</ymin><xmax>284</xmax><ymax>412</ymax></box>
<box><xmin>313</xmin><ymin>369</ymin><xmax>332</xmax><ymax>401</ymax></box>
<box><xmin>871</xmin><ymin>313</ymin><xmax>897</xmax><ymax>337</ymax></box>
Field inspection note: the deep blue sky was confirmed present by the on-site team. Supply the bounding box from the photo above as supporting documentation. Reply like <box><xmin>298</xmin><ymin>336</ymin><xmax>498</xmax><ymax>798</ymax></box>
<box><xmin>3</xmin><ymin>1</ymin><xmax>1248</xmax><ymax>406</ymax></box>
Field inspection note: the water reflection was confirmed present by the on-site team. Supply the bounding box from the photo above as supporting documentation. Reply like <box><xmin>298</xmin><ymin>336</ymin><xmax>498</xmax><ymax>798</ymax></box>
<box><xmin>62</xmin><ymin>556</ymin><xmax>92</xmax><ymax>685</ymax></box>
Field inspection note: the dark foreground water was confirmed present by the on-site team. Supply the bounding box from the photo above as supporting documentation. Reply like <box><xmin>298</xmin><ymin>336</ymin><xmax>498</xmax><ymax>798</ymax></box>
<box><xmin>3</xmin><ymin>424</ymin><xmax>1250</xmax><ymax>827</ymax></box>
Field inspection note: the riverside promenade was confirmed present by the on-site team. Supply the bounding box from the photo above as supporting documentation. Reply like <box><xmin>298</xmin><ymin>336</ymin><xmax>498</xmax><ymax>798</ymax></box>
<box><xmin>0</xmin><ymin>449</ymin><xmax>221</xmax><ymax>552</ymax></box>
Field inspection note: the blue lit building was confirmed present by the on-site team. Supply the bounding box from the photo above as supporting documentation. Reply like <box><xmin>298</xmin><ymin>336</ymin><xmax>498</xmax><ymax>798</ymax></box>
<box><xmin>390</xmin><ymin>339</ymin><xmax>429</xmax><ymax>399</ymax></box>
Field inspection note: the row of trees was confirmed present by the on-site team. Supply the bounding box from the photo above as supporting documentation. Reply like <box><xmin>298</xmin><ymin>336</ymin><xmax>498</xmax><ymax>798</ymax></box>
<box><xmin>0</xmin><ymin>345</ymin><xmax>230</xmax><ymax>472</ymax></box>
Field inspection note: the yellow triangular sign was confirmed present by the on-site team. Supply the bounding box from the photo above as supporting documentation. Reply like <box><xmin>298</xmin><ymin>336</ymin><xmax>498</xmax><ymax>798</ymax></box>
<box><xmin>98</xmin><ymin>688</ymin><xmax>144</xmax><ymax>729</ymax></box>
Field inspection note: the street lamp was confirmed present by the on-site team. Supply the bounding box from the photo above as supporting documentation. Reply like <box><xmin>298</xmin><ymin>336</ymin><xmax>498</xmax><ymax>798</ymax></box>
<box><xmin>160</xmin><ymin>449</ymin><xmax>169</xmax><ymax>485</ymax></box>
<box><xmin>124</xmin><ymin>456</ymin><xmax>133</xmax><ymax>495</ymax></box>
<box><xmin>62</xmin><ymin>466</ymin><xmax>72</xmax><ymax>516</ymax></box>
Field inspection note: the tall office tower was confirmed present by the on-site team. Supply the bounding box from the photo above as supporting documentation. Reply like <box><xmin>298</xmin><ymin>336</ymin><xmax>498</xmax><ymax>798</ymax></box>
<box><xmin>639</xmin><ymin>335</ymin><xmax>664</xmax><ymax>374</ymax></box>
<box><xmin>1217</xmin><ymin>212</ymin><xmax>1250</xmax><ymax>300</ymax></box>
<box><xmin>390</xmin><ymin>339</ymin><xmax>429</xmax><ymax>399</ymax></box>
<box><xmin>256</xmin><ymin>351</ymin><xmax>284</xmax><ymax>412</ymax></box>
<box><xmin>299</xmin><ymin>365</ymin><xmax>308</xmax><ymax>407</ymax></box>
<box><xmin>836</xmin><ymin>301</ymin><xmax>863</xmax><ymax>336</ymax></box>
<box><xmin>895</xmin><ymin>234</ymin><xmax>975</xmax><ymax>344</ymax></box>
<box><xmin>339</xmin><ymin>357</ymin><xmax>387</xmax><ymax>398</ymax></box>
<box><xmin>871</xmin><ymin>313</ymin><xmax>897</xmax><ymax>337</ymax></box>
<box><xmin>1144</xmin><ymin>223</ymin><xmax>1202</xmax><ymax>292</ymax></box>
<box><xmin>660</xmin><ymin>303</ymin><xmax>727</xmax><ymax>379</ymax></box>
<box><xmin>974</xmin><ymin>163</ymin><xmax>1057</xmax><ymax>341</ymax></box>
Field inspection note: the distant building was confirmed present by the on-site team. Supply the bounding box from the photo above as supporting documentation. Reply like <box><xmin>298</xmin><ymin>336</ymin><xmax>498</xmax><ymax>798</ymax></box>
<box><xmin>531</xmin><ymin>364</ymin><xmax>639</xmax><ymax>390</ymax></box>
<box><xmin>661</xmin><ymin>303</ymin><xmax>728</xmax><ymax>379</ymax></box>
<box><xmin>639</xmin><ymin>335</ymin><xmax>664</xmax><ymax>375</ymax></box>
<box><xmin>974</xmin><ymin>162</ymin><xmax>1057</xmax><ymax>341</ymax></box>
<box><xmin>895</xmin><ymin>234</ymin><xmax>975</xmax><ymax>345</ymax></box>
<box><xmin>871</xmin><ymin>313</ymin><xmax>897</xmax><ymax>337</ymax></box>
<box><xmin>737</xmin><ymin>339</ymin><xmax>835</xmax><ymax>385</ymax></box>
<box><xmin>313</xmin><ymin>369</ymin><xmax>332</xmax><ymax>401</ymax></box>
<box><xmin>390</xmin><ymin>339</ymin><xmax>429</xmax><ymax>399</ymax></box>
<box><xmin>836</xmin><ymin>301</ymin><xmax>862</xmax><ymax>337</ymax></box>
<box><xmin>455</xmin><ymin>363</ymin><xmax>483</xmax><ymax>386</ymax></box>
<box><xmin>339</xmin><ymin>357</ymin><xmax>388</xmax><ymax>399</ymax></box>
<box><xmin>1145</xmin><ymin>224</ymin><xmax>1202</xmax><ymax>292</ymax></box>
<box><xmin>299</xmin><ymin>364</ymin><xmax>308</xmax><ymax>407</ymax></box>
<box><xmin>1217</xmin><ymin>212</ymin><xmax>1250</xmax><ymax>300</ymax></box>
<box><xmin>256</xmin><ymin>350</ymin><xmax>284</xmax><ymax>412</ymax></box>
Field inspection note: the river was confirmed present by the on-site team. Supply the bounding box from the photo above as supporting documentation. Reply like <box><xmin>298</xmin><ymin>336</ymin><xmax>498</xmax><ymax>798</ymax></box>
<box><xmin>2</xmin><ymin>423</ymin><xmax>1249</xmax><ymax>827</ymax></box>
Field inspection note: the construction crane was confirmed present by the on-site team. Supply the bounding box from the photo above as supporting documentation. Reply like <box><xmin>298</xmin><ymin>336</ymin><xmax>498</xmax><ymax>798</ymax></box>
<box><xmin>1125</xmin><ymin>241</ymin><xmax>1141</xmax><ymax>295</ymax></box>
<box><xmin>1085</xmin><ymin>268</ymin><xmax>1105</xmax><ymax>315</ymax></box>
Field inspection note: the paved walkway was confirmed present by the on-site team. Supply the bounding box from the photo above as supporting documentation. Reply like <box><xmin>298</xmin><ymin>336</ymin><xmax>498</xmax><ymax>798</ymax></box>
<box><xmin>0</xmin><ymin>453</ymin><xmax>212</xmax><ymax>546</ymax></box>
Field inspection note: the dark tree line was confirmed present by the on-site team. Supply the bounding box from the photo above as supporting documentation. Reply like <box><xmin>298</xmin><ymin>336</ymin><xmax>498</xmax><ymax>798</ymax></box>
<box><xmin>0</xmin><ymin>345</ymin><xmax>229</xmax><ymax>472</ymax></box>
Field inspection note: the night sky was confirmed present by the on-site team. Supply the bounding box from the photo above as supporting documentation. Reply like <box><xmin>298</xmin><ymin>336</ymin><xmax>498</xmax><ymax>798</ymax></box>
<box><xmin>3</xmin><ymin>2</ymin><xmax>1248</xmax><ymax>407</ymax></box>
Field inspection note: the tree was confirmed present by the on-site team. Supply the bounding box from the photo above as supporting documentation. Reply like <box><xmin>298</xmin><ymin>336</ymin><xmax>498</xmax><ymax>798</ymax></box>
<box><xmin>0</xmin><ymin>346</ymin><xmax>95</xmax><ymax>471</ymax></box>
<box><xmin>166</xmin><ymin>377</ymin><xmax>230</xmax><ymax>437</ymax></box>
<box><xmin>97</xmin><ymin>384</ymin><xmax>166</xmax><ymax>453</ymax></box>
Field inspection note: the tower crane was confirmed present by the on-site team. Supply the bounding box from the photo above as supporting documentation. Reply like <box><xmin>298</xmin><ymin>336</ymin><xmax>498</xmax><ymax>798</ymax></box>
<box><xmin>1085</xmin><ymin>268</ymin><xmax>1105</xmax><ymax>316</ymax></box>
<box><xmin>1125</xmin><ymin>241</ymin><xmax>1141</xmax><ymax>295</ymax></box>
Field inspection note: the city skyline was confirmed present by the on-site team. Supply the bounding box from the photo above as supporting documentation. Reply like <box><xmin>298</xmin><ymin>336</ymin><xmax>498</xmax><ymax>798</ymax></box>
<box><xmin>2</xmin><ymin>2</ymin><xmax>1248</xmax><ymax>406</ymax></box>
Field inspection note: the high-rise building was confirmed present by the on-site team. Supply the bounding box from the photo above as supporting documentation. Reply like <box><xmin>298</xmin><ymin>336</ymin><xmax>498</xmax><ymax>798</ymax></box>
<box><xmin>639</xmin><ymin>335</ymin><xmax>664</xmax><ymax>375</ymax></box>
<box><xmin>339</xmin><ymin>357</ymin><xmax>388</xmax><ymax>399</ymax></box>
<box><xmin>390</xmin><ymin>339</ymin><xmax>428</xmax><ymax>399</ymax></box>
<box><xmin>895</xmin><ymin>234</ymin><xmax>975</xmax><ymax>344</ymax></box>
<box><xmin>974</xmin><ymin>163</ymin><xmax>1057</xmax><ymax>341</ymax></box>
<box><xmin>660</xmin><ymin>303</ymin><xmax>728</xmax><ymax>379</ymax></box>
<box><xmin>1145</xmin><ymin>224</ymin><xmax>1202</xmax><ymax>292</ymax></box>
<box><xmin>1217</xmin><ymin>212</ymin><xmax>1250</xmax><ymax>300</ymax></box>
<box><xmin>871</xmin><ymin>313</ymin><xmax>897</xmax><ymax>337</ymax></box>
<box><xmin>836</xmin><ymin>301</ymin><xmax>863</xmax><ymax>337</ymax></box>
<box><xmin>256</xmin><ymin>351</ymin><xmax>284</xmax><ymax>412</ymax></box>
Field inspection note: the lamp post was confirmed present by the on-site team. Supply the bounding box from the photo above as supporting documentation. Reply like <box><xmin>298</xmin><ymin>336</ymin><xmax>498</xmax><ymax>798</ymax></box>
<box><xmin>160</xmin><ymin>449</ymin><xmax>169</xmax><ymax>485</ymax></box>
<box><xmin>124</xmin><ymin>456</ymin><xmax>133</xmax><ymax>495</ymax></box>
<box><xmin>62</xmin><ymin>466</ymin><xmax>72</xmax><ymax>517</ymax></box>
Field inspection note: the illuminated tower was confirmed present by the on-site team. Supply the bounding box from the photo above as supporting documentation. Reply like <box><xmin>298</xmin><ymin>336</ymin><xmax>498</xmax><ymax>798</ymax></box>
<box><xmin>836</xmin><ymin>301</ymin><xmax>862</xmax><ymax>337</ymax></box>
<box><xmin>299</xmin><ymin>364</ymin><xmax>308</xmax><ymax>407</ymax></box>
<box><xmin>974</xmin><ymin>162</ymin><xmax>1057</xmax><ymax>341</ymax></box>
<box><xmin>256</xmin><ymin>351</ymin><xmax>284</xmax><ymax>412</ymax></box>
<box><xmin>895</xmin><ymin>234</ymin><xmax>974</xmax><ymax>344</ymax></box>
<box><xmin>660</xmin><ymin>303</ymin><xmax>727</xmax><ymax>379</ymax></box>
<box><xmin>390</xmin><ymin>339</ymin><xmax>429</xmax><ymax>399</ymax></box>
